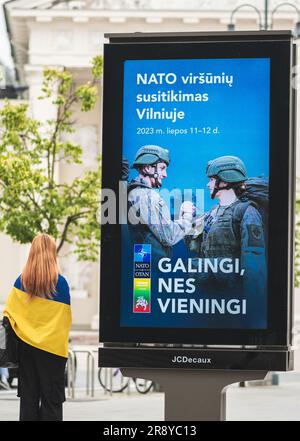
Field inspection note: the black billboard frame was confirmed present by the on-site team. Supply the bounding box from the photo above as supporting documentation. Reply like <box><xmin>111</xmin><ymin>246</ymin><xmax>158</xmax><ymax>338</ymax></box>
<box><xmin>99</xmin><ymin>31</ymin><xmax>296</xmax><ymax>351</ymax></box>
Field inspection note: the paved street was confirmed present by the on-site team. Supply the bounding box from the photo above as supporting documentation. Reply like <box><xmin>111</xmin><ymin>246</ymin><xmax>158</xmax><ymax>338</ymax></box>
<box><xmin>1</xmin><ymin>375</ymin><xmax>300</xmax><ymax>421</ymax></box>
<box><xmin>1</xmin><ymin>346</ymin><xmax>299</xmax><ymax>421</ymax></box>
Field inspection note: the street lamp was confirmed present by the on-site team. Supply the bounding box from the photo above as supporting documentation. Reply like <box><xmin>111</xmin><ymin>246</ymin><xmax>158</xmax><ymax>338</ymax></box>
<box><xmin>227</xmin><ymin>1</ymin><xmax>300</xmax><ymax>37</ymax></box>
<box><xmin>270</xmin><ymin>2</ymin><xmax>300</xmax><ymax>37</ymax></box>
<box><xmin>228</xmin><ymin>4</ymin><xmax>263</xmax><ymax>31</ymax></box>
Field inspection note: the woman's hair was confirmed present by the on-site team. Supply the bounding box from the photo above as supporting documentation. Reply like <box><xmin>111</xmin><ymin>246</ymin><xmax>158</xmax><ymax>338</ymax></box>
<box><xmin>218</xmin><ymin>180</ymin><xmax>246</xmax><ymax>198</ymax></box>
<box><xmin>21</xmin><ymin>233</ymin><xmax>58</xmax><ymax>299</ymax></box>
<box><xmin>232</xmin><ymin>182</ymin><xmax>247</xmax><ymax>198</ymax></box>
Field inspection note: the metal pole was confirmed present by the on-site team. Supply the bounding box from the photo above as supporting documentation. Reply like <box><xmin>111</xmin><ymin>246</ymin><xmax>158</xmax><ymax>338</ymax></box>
<box><xmin>127</xmin><ymin>376</ymin><xmax>131</xmax><ymax>395</ymax></box>
<box><xmin>265</xmin><ymin>0</ymin><xmax>269</xmax><ymax>30</ymax></box>
<box><xmin>91</xmin><ymin>353</ymin><xmax>95</xmax><ymax>397</ymax></box>
<box><xmin>71</xmin><ymin>353</ymin><xmax>75</xmax><ymax>399</ymax></box>
<box><xmin>67</xmin><ymin>353</ymin><xmax>71</xmax><ymax>398</ymax></box>
<box><xmin>104</xmin><ymin>368</ymin><xmax>108</xmax><ymax>395</ymax></box>
<box><xmin>88</xmin><ymin>350</ymin><xmax>95</xmax><ymax>398</ymax></box>
<box><xmin>109</xmin><ymin>368</ymin><xmax>113</xmax><ymax>397</ymax></box>
<box><xmin>67</xmin><ymin>350</ymin><xmax>75</xmax><ymax>399</ymax></box>
<box><xmin>86</xmin><ymin>351</ymin><xmax>90</xmax><ymax>395</ymax></box>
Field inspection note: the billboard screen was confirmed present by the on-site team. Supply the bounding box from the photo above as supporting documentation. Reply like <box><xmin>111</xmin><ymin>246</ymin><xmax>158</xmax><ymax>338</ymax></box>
<box><xmin>100</xmin><ymin>34</ymin><xmax>295</xmax><ymax>347</ymax></box>
<box><xmin>121</xmin><ymin>57</ymin><xmax>269</xmax><ymax>330</ymax></box>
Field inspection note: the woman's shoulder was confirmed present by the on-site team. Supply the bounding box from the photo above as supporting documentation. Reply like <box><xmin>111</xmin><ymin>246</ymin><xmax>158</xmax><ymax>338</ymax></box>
<box><xmin>57</xmin><ymin>274</ymin><xmax>70</xmax><ymax>288</ymax></box>
<box><xmin>13</xmin><ymin>275</ymin><xmax>22</xmax><ymax>290</ymax></box>
<box><xmin>54</xmin><ymin>274</ymin><xmax>71</xmax><ymax>305</ymax></box>
<box><xmin>13</xmin><ymin>274</ymin><xmax>71</xmax><ymax>303</ymax></box>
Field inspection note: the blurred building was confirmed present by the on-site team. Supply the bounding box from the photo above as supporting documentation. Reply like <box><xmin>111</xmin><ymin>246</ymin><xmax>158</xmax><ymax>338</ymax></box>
<box><xmin>0</xmin><ymin>0</ymin><xmax>299</xmax><ymax>330</ymax></box>
<box><xmin>0</xmin><ymin>62</ymin><xmax>17</xmax><ymax>98</ymax></box>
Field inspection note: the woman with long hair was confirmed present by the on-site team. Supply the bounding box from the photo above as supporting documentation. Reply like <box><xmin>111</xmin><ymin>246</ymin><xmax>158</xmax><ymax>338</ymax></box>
<box><xmin>3</xmin><ymin>233</ymin><xmax>72</xmax><ymax>421</ymax></box>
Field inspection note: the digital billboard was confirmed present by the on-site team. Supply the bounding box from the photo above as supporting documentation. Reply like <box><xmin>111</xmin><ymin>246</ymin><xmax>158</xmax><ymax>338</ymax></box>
<box><xmin>100</xmin><ymin>32</ymin><xmax>295</xmax><ymax>348</ymax></box>
<box><xmin>121</xmin><ymin>57</ymin><xmax>269</xmax><ymax>330</ymax></box>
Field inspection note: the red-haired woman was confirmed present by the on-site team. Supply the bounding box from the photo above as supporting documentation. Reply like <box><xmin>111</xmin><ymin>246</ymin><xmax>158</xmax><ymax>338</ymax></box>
<box><xmin>4</xmin><ymin>233</ymin><xmax>72</xmax><ymax>421</ymax></box>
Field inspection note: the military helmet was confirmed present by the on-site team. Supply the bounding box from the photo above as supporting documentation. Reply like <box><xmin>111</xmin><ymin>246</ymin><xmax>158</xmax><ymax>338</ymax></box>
<box><xmin>132</xmin><ymin>145</ymin><xmax>170</xmax><ymax>169</ymax></box>
<box><xmin>206</xmin><ymin>155</ymin><xmax>247</xmax><ymax>183</ymax></box>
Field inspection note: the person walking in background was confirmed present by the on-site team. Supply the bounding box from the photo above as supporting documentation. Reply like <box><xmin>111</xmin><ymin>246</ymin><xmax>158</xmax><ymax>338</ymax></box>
<box><xmin>3</xmin><ymin>233</ymin><xmax>72</xmax><ymax>421</ymax></box>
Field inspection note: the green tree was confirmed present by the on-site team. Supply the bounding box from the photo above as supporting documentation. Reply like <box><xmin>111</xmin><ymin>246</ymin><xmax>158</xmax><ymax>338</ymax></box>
<box><xmin>0</xmin><ymin>56</ymin><xmax>103</xmax><ymax>261</ymax></box>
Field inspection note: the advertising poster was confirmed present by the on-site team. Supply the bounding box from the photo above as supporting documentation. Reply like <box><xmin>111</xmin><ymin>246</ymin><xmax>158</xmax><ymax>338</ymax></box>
<box><xmin>120</xmin><ymin>57</ymin><xmax>270</xmax><ymax>330</ymax></box>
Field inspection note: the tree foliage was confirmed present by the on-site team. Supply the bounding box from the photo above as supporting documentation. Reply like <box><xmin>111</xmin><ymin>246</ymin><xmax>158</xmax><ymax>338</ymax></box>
<box><xmin>0</xmin><ymin>56</ymin><xmax>103</xmax><ymax>261</ymax></box>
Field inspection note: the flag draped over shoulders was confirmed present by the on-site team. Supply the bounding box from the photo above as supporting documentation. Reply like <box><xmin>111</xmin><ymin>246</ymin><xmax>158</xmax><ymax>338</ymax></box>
<box><xmin>3</xmin><ymin>275</ymin><xmax>72</xmax><ymax>358</ymax></box>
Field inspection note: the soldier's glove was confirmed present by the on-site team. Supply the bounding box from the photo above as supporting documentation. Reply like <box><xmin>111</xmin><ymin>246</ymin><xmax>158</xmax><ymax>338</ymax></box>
<box><xmin>179</xmin><ymin>201</ymin><xmax>195</xmax><ymax>223</ymax></box>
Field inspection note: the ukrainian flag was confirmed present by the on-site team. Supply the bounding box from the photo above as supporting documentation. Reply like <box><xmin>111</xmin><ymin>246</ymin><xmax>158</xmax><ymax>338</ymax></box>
<box><xmin>3</xmin><ymin>275</ymin><xmax>72</xmax><ymax>358</ymax></box>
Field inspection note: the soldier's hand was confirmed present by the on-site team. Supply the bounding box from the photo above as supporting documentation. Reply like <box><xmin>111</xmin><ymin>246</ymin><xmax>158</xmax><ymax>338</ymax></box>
<box><xmin>179</xmin><ymin>201</ymin><xmax>195</xmax><ymax>222</ymax></box>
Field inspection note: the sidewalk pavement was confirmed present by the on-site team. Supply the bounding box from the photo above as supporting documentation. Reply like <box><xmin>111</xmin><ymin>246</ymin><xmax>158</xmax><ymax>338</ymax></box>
<box><xmin>1</xmin><ymin>333</ymin><xmax>299</xmax><ymax>421</ymax></box>
<box><xmin>1</xmin><ymin>377</ymin><xmax>300</xmax><ymax>421</ymax></box>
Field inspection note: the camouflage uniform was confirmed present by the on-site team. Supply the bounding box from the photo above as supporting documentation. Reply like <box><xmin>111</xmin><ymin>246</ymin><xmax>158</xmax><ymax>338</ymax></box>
<box><xmin>186</xmin><ymin>155</ymin><xmax>267</xmax><ymax>315</ymax></box>
<box><xmin>128</xmin><ymin>177</ymin><xmax>192</xmax><ymax>261</ymax></box>
<box><xmin>187</xmin><ymin>199</ymin><xmax>266</xmax><ymax>296</ymax></box>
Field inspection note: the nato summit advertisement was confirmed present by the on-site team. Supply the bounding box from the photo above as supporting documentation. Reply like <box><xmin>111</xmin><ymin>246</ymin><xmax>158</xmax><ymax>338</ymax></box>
<box><xmin>120</xmin><ymin>57</ymin><xmax>269</xmax><ymax>330</ymax></box>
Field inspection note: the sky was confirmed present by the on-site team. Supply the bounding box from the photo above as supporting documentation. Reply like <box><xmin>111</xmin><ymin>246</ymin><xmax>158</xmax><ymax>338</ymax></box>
<box><xmin>0</xmin><ymin>0</ymin><xmax>13</xmax><ymax>68</ymax></box>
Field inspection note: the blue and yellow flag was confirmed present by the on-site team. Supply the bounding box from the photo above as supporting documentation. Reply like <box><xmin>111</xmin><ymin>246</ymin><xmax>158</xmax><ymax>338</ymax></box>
<box><xmin>3</xmin><ymin>275</ymin><xmax>72</xmax><ymax>358</ymax></box>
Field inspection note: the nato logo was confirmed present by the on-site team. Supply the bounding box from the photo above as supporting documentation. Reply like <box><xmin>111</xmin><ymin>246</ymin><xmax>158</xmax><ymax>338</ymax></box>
<box><xmin>134</xmin><ymin>244</ymin><xmax>151</xmax><ymax>262</ymax></box>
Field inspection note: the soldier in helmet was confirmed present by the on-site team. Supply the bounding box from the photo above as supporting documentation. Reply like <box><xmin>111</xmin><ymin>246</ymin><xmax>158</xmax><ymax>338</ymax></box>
<box><xmin>186</xmin><ymin>156</ymin><xmax>267</xmax><ymax>322</ymax></box>
<box><xmin>128</xmin><ymin>145</ymin><xmax>193</xmax><ymax>262</ymax></box>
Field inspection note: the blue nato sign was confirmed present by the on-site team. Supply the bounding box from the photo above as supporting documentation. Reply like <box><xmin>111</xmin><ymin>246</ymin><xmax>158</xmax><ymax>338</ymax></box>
<box><xmin>134</xmin><ymin>244</ymin><xmax>151</xmax><ymax>263</ymax></box>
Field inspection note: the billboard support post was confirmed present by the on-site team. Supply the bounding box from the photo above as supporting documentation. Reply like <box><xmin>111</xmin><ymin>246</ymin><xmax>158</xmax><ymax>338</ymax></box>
<box><xmin>121</xmin><ymin>368</ymin><xmax>267</xmax><ymax>421</ymax></box>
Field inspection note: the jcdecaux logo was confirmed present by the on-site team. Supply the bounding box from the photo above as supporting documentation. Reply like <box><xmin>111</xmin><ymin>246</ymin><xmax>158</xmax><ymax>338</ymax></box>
<box><xmin>172</xmin><ymin>356</ymin><xmax>212</xmax><ymax>364</ymax></box>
